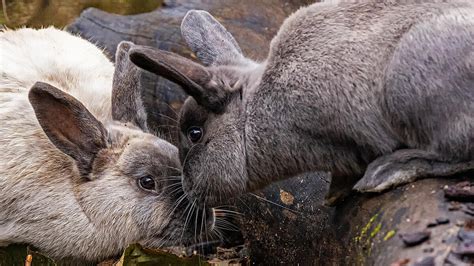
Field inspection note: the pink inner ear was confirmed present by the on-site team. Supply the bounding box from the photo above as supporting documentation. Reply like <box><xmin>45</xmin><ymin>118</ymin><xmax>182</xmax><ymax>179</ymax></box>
<box><xmin>29</xmin><ymin>82</ymin><xmax>108</xmax><ymax>177</ymax></box>
<box><xmin>45</xmin><ymin>100</ymin><xmax>84</xmax><ymax>147</ymax></box>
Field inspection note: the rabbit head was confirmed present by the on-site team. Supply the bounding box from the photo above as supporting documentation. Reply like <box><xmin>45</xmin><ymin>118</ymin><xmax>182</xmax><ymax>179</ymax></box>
<box><xmin>129</xmin><ymin>11</ymin><xmax>264</xmax><ymax>206</ymax></box>
<box><xmin>24</xmin><ymin>41</ymin><xmax>214</xmax><ymax>260</ymax></box>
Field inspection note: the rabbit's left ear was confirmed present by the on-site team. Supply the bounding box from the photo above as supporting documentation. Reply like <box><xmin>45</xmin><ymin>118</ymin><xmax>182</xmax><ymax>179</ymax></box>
<box><xmin>181</xmin><ymin>10</ymin><xmax>244</xmax><ymax>66</ymax></box>
<box><xmin>29</xmin><ymin>82</ymin><xmax>108</xmax><ymax>178</ymax></box>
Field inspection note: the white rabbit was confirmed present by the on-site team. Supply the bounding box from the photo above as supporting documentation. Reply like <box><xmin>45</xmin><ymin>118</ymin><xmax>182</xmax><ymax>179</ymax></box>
<box><xmin>0</xmin><ymin>28</ymin><xmax>212</xmax><ymax>261</ymax></box>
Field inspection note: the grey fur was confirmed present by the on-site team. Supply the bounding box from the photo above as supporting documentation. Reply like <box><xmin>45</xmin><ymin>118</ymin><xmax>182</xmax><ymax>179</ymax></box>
<box><xmin>130</xmin><ymin>0</ymin><xmax>474</xmax><ymax>206</ymax></box>
<box><xmin>112</xmin><ymin>41</ymin><xmax>148</xmax><ymax>131</ymax></box>
<box><xmin>181</xmin><ymin>10</ymin><xmax>244</xmax><ymax>66</ymax></box>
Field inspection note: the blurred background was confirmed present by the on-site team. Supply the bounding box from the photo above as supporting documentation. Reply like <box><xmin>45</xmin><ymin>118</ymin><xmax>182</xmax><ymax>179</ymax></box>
<box><xmin>0</xmin><ymin>0</ymin><xmax>162</xmax><ymax>28</ymax></box>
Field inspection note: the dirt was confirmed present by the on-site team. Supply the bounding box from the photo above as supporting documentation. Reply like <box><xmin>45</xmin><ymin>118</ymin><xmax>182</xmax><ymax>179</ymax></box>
<box><xmin>444</xmin><ymin>181</ymin><xmax>474</xmax><ymax>202</ymax></box>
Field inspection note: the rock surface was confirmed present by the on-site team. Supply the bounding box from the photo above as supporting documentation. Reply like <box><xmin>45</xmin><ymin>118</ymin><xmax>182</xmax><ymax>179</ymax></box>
<box><xmin>238</xmin><ymin>175</ymin><xmax>473</xmax><ymax>265</ymax></box>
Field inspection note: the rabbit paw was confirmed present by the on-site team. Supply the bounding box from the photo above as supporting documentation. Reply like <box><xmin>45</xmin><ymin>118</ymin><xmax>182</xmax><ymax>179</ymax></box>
<box><xmin>353</xmin><ymin>162</ymin><xmax>417</xmax><ymax>192</ymax></box>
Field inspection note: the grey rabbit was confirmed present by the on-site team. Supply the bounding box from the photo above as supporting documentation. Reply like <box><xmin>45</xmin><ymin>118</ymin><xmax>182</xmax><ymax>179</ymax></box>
<box><xmin>129</xmin><ymin>0</ymin><xmax>474</xmax><ymax>206</ymax></box>
<box><xmin>0</xmin><ymin>28</ymin><xmax>213</xmax><ymax>261</ymax></box>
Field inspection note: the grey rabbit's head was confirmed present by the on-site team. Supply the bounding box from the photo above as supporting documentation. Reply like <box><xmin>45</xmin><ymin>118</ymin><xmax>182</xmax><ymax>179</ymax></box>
<box><xmin>129</xmin><ymin>11</ymin><xmax>260</xmax><ymax>206</ymax></box>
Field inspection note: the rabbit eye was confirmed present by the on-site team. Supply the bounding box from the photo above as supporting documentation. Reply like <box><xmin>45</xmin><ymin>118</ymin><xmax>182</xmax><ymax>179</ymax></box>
<box><xmin>187</xmin><ymin>127</ymin><xmax>203</xmax><ymax>143</ymax></box>
<box><xmin>138</xmin><ymin>175</ymin><xmax>155</xmax><ymax>191</ymax></box>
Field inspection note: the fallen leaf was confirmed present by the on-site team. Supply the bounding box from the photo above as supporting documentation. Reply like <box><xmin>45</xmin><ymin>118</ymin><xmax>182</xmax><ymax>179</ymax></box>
<box><xmin>279</xmin><ymin>189</ymin><xmax>295</xmax><ymax>205</ymax></box>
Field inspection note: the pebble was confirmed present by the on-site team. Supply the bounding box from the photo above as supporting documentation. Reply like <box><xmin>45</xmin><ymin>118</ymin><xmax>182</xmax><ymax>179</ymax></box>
<box><xmin>435</xmin><ymin>217</ymin><xmax>450</xmax><ymax>225</ymax></box>
<box><xmin>390</xmin><ymin>258</ymin><xmax>410</xmax><ymax>266</ymax></box>
<box><xmin>422</xmin><ymin>247</ymin><xmax>434</xmax><ymax>253</ymax></box>
<box><xmin>456</xmin><ymin>220</ymin><xmax>465</xmax><ymax>227</ymax></box>
<box><xmin>413</xmin><ymin>256</ymin><xmax>435</xmax><ymax>266</ymax></box>
<box><xmin>448</xmin><ymin>202</ymin><xmax>461</xmax><ymax>211</ymax></box>
<box><xmin>427</xmin><ymin>222</ymin><xmax>438</xmax><ymax>228</ymax></box>
<box><xmin>400</xmin><ymin>231</ymin><xmax>431</xmax><ymax>247</ymax></box>
<box><xmin>444</xmin><ymin>181</ymin><xmax>474</xmax><ymax>202</ymax></box>
<box><xmin>426</xmin><ymin>217</ymin><xmax>450</xmax><ymax>228</ymax></box>
<box><xmin>454</xmin><ymin>242</ymin><xmax>474</xmax><ymax>256</ymax></box>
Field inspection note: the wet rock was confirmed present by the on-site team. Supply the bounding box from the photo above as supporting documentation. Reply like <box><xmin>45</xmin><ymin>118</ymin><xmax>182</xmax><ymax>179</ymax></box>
<box><xmin>444</xmin><ymin>181</ymin><xmax>474</xmax><ymax>202</ymax></box>
<box><xmin>427</xmin><ymin>221</ymin><xmax>438</xmax><ymax>228</ymax></box>
<box><xmin>400</xmin><ymin>231</ymin><xmax>431</xmax><ymax>247</ymax></box>
<box><xmin>454</xmin><ymin>242</ymin><xmax>474</xmax><ymax>256</ymax></box>
<box><xmin>390</xmin><ymin>258</ymin><xmax>410</xmax><ymax>266</ymax></box>
<box><xmin>448</xmin><ymin>202</ymin><xmax>462</xmax><ymax>211</ymax></box>
<box><xmin>444</xmin><ymin>252</ymin><xmax>468</xmax><ymax>265</ymax></box>
<box><xmin>458</xmin><ymin>228</ymin><xmax>474</xmax><ymax>243</ymax></box>
<box><xmin>422</xmin><ymin>247</ymin><xmax>434</xmax><ymax>253</ymax></box>
<box><xmin>463</xmin><ymin>203</ymin><xmax>474</xmax><ymax>216</ymax></box>
<box><xmin>448</xmin><ymin>219</ymin><xmax>474</xmax><ymax>264</ymax></box>
<box><xmin>464</xmin><ymin>209</ymin><xmax>474</xmax><ymax>216</ymax></box>
<box><xmin>413</xmin><ymin>256</ymin><xmax>434</xmax><ymax>266</ymax></box>
<box><xmin>428</xmin><ymin>217</ymin><xmax>450</xmax><ymax>227</ymax></box>
<box><xmin>436</xmin><ymin>217</ymin><xmax>450</xmax><ymax>225</ymax></box>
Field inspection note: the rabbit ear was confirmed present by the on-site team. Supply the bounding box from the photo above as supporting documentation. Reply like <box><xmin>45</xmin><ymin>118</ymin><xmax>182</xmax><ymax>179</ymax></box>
<box><xmin>28</xmin><ymin>82</ymin><xmax>108</xmax><ymax>178</ymax></box>
<box><xmin>112</xmin><ymin>41</ymin><xmax>148</xmax><ymax>131</ymax></box>
<box><xmin>181</xmin><ymin>10</ymin><xmax>243</xmax><ymax>66</ymax></box>
<box><xmin>129</xmin><ymin>46</ymin><xmax>228</xmax><ymax>113</ymax></box>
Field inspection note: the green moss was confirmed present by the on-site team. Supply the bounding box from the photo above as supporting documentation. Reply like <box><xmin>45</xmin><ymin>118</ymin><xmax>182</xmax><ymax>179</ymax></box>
<box><xmin>369</xmin><ymin>223</ymin><xmax>382</xmax><ymax>239</ymax></box>
<box><xmin>383</xmin><ymin>230</ymin><xmax>396</xmax><ymax>241</ymax></box>
<box><xmin>353</xmin><ymin>213</ymin><xmax>384</xmax><ymax>265</ymax></box>
<box><xmin>355</xmin><ymin>213</ymin><xmax>379</xmax><ymax>244</ymax></box>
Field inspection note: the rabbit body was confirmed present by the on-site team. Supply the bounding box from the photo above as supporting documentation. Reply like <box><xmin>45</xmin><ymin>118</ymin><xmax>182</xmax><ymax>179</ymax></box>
<box><xmin>130</xmin><ymin>0</ymin><xmax>474</xmax><ymax>206</ymax></box>
<box><xmin>0</xmin><ymin>27</ymin><xmax>113</xmax><ymax>121</ymax></box>
<box><xmin>246</xmin><ymin>1</ymin><xmax>474</xmax><ymax>202</ymax></box>
<box><xmin>0</xmin><ymin>28</ymin><xmax>200</xmax><ymax>261</ymax></box>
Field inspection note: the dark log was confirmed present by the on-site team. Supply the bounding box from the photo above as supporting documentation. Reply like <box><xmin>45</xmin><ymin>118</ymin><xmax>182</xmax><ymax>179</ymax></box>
<box><xmin>239</xmin><ymin>174</ymin><xmax>474</xmax><ymax>265</ymax></box>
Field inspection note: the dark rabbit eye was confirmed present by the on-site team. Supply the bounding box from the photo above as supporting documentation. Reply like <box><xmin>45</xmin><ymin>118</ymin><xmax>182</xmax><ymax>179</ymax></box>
<box><xmin>187</xmin><ymin>127</ymin><xmax>203</xmax><ymax>143</ymax></box>
<box><xmin>138</xmin><ymin>175</ymin><xmax>155</xmax><ymax>191</ymax></box>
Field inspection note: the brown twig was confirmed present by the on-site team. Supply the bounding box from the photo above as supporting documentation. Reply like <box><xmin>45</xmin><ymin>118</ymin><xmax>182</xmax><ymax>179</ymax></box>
<box><xmin>1</xmin><ymin>0</ymin><xmax>10</xmax><ymax>24</ymax></box>
<box><xmin>25</xmin><ymin>254</ymin><xmax>32</xmax><ymax>266</ymax></box>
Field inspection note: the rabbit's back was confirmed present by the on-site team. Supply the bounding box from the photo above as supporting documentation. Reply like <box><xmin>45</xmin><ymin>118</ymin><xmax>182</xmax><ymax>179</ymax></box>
<box><xmin>0</xmin><ymin>27</ymin><xmax>114</xmax><ymax>122</ymax></box>
<box><xmin>255</xmin><ymin>1</ymin><xmax>473</xmax><ymax>156</ymax></box>
<box><xmin>382</xmin><ymin>6</ymin><xmax>474</xmax><ymax>160</ymax></box>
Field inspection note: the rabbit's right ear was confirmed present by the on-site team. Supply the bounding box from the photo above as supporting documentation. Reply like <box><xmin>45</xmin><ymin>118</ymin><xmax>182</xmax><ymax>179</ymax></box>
<box><xmin>112</xmin><ymin>41</ymin><xmax>148</xmax><ymax>131</ymax></box>
<box><xmin>29</xmin><ymin>82</ymin><xmax>108</xmax><ymax>178</ymax></box>
<box><xmin>181</xmin><ymin>10</ymin><xmax>243</xmax><ymax>66</ymax></box>
<box><xmin>130</xmin><ymin>46</ymin><xmax>229</xmax><ymax>113</ymax></box>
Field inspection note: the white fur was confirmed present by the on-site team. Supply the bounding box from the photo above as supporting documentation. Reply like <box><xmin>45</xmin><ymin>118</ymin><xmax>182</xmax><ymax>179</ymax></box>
<box><xmin>0</xmin><ymin>27</ymin><xmax>113</xmax><ymax>122</ymax></box>
<box><xmin>0</xmin><ymin>28</ymin><xmax>186</xmax><ymax>261</ymax></box>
